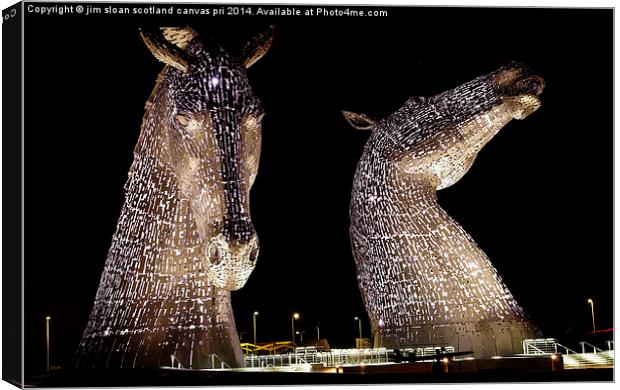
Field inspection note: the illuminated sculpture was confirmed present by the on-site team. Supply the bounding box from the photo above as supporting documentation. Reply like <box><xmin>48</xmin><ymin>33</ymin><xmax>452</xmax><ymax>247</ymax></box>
<box><xmin>343</xmin><ymin>63</ymin><xmax>544</xmax><ymax>357</ymax></box>
<box><xmin>76</xmin><ymin>26</ymin><xmax>273</xmax><ymax>369</ymax></box>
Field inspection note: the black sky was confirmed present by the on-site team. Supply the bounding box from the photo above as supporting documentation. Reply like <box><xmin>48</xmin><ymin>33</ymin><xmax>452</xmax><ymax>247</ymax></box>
<box><xmin>21</xmin><ymin>4</ymin><xmax>612</xmax><ymax>375</ymax></box>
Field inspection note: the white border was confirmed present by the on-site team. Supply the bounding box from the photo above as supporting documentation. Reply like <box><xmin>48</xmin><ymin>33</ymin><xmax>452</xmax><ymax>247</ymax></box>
<box><xmin>0</xmin><ymin>1</ymin><xmax>616</xmax><ymax>390</ymax></box>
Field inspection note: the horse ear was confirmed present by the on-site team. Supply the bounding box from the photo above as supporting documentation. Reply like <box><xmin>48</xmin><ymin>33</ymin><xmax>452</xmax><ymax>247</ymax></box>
<box><xmin>140</xmin><ymin>27</ymin><xmax>197</xmax><ymax>73</ymax></box>
<box><xmin>160</xmin><ymin>27</ymin><xmax>198</xmax><ymax>49</ymax></box>
<box><xmin>341</xmin><ymin>110</ymin><xmax>377</xmax><ymax>130</ymax></box>
<box><xmin>237</xmin><ymin>25</ymin><xmax>275</xmax><ymax>69</ymax></box>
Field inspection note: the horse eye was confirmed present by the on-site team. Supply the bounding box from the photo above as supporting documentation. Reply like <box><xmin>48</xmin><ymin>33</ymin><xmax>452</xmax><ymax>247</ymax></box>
<box><xmin>176</xmin><ymin>114</ymin><xmax>190</xmax><ymax>127</ymax></box>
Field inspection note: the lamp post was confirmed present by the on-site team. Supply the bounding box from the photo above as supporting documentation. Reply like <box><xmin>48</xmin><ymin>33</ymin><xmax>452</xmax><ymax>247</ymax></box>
<box><xmin>587</xmin><ymin>299</ymin><xmax>596</xmax><ymax>333</ymax></box>
<box><xmin>45</xmin><ymin>316</ymin><xmax>51</xmax><ymax>372</ymax></box>
<box><xmin>253</xmin><ymin>311</ymin><xmax>259</xmax><ymax>345</ymax></box>
<box><xmin>354</xmin><ymin>316</ymin><xmax>362</xmax><ymax>341</ymax></box>
<box><xmin>291</xmin><ymin>313</ymin><xmax>300</xmax><ymax>346</ymax></box>
<box><xmin>316</xmin><ymin>323</ymin><xmax>320</xmax><ymax>341</ymax></box>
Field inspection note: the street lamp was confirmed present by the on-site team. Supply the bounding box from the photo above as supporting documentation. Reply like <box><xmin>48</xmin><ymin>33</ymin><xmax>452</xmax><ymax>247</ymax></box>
<box><xmin>291</xmin><ymin>313</ymin><xmax>300</xmax><ymax>346</ymax></box>
<box><xmin>354</xmin><ymin>316</ymin><xmax>363</xmax><ymax>341</ymax></box>
<box><xmin>587</xmin><ymin>299</ymin><xmax>596</xmax><ymax>333</ymax></box>
<box><xmin>45</xmin><ymin>316</ymin><xmax>51</xmax><ymax>372</ymax></box>
<box><xmin>253</xmin><ymin>311</ymin><xmax>259</xmax><ymax>345</ymax></box>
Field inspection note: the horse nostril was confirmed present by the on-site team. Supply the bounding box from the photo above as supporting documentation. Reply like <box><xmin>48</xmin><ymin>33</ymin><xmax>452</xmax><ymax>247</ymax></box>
<box><xmin>515</xmin><ymin>75</ymin><xmax>545</xmax><ymax>96</ymax></box>
<box><xmin>207</xmin><ymin>242</ymin><xmax>222</xmax><ymax>265</ymax></box>
<box><xmin>249</xmin><ymin>245</ymin><xmax>259</xmax><ymax>263</ymax></box>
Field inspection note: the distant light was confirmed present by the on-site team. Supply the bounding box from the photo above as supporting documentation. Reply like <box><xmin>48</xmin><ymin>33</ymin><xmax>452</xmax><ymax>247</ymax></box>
<box><xmin>551</xmin><ymin>354</ymin><xmax>558</xmax><ymax>360</ymax></box>
<box><xmin>587</xmin><ymin>299</ymin><xmax>593</xmax><ymax>304</ymax></box>
<box><xmin>254</xmin><ymin>311</ymin><xmax>259</xmax><ymax>316</ymax></box>
<box><xmin>491</xmin><ymin>356</ymin><xmax>503</xmax><ymax>359</ymax></box>
<box><xmin>45</xmin><ymin>316</ymin><xmax>51</xmax><ymax>320</ymax></box>
<box><xmin>354</xmin><ymin>317</ymin><xmax>359</xmax><ymax>321</ymax></box>
<box><xmin>465</xmin><ymin>357</ymin><xmax>475</xmax><ymax>360</ymax></box>
<box><xmin>293</xmin><ymin>313</ymin><xmax>300</xmax><ymax>320</ymax></box>
<box><xmin>211</xmin><ymin>77</ymin><xmax>219</xmax><ymax>87</ymax></box>
<box><xmin>296</xmin><ymin>331</ymin><xmax>300</xmax><ymax>335</ymax></box>
<box><xmin>442</xmin><ymin>358</ymin><xmax>449</xmax><ymax>363</ymax></box>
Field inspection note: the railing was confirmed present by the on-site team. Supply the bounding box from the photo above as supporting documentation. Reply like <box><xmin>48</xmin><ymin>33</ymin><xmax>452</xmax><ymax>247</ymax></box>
<box><xmin>522</xmin><ymin>339</ymin><xmax>591</xmax><ymax>356</ymax></box>
<box><xmin>523</xmin><ymin>338</ymin><xmax>558</xmax><ymax>354</ymax></box>
<box><xmin>169</xmin><ymin>354</ymin><xmax>184</xmax><ymax>369</ymax></box>
<box><xmin>166</xmin><ymin>353</ymin><xmax>230</xmax><ymax>369</ymax></box>
<box><xmin>555</xmin><ymin>342</ymin><xmax>578</xmax><ymax>355</ymax></box>
<box><xmin>330</xmin><ymin>347</ymin><xmax>390</xmax><ymax>365</ymax></box>
<box><xmin>246</xmin><ymin>353</ymin><xmax>295</xmax><ymax>368</ymax></box>
<box><xmin>207</xmin><ymin>354</ymin><xmax>230</xmax><ymax>369</ymax></box>
<box><xmin>606</xmin><ymin>340</ymin><xmax>614</xmax><ymax>351</ymax></box>
<box><xmin>244</xmin><ymin>347</ymin><xmax>391</xmax><ymax>368</ymax></box>
<box><xmin>523</xmin><ymin>344</ymin><xmax>547</xmax><ymax>355</ymax></box>
<box><xmin>580</xmin><ymin>341</ymin><xmax>605</xmax><ymax>354</ymax></box>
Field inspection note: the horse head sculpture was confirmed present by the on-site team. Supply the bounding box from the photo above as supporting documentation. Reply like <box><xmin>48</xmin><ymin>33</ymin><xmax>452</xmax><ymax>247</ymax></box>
<box><xmin>140</xmin><ymin>26</ymin><xmax>272</xmax><ymax>290</ymax></box>
<box><xmin>343</xmin><ymin>63</ymin><xmax>544</xmax><ymax>357</ymax></box>
<box><xmin>76</xmin><ymin>26</ymin><xmax>273</xmax><ymax>370</ymax></box>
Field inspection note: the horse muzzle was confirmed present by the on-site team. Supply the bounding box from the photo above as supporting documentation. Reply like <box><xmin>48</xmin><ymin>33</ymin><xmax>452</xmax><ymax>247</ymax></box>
<box><xmin>203</xmin><ymin>234</ymin><xmax>259</xmax><ymax>290</ymax></box>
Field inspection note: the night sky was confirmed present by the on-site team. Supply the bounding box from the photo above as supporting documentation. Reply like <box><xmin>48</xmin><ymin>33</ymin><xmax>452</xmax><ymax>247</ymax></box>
<box><xmin>21</xmin><ymin>4</ymin><xmax>612</xmax><ymax>376</ymax></box>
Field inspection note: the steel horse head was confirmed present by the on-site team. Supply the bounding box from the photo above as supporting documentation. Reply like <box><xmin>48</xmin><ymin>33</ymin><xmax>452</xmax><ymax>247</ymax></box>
<box><xmin>140</xmin><ymin>26</ymin><xmax>273</xmax><ymax>290</ymax></box>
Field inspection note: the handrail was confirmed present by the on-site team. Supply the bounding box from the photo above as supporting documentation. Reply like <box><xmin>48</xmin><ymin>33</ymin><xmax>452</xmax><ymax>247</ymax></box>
<box><xmin>170</xmin><ymin>354</ymin><xmax>184</xmax><ymax>369</ymax></box>
<box><xmin>580</xmin><ymin>341</ymin><xmax>604</xmax><ymax>354</ymax></box>
<box><xmin>210</xmin><ymin>353</ymin><xmax>231</xmax><ymax>369</ymax></box>
<box><xmin>246</xmin><ymin>347</ymin><xmax>393</xmax><ymax>367</ymax></box>
<box><xmin>522</xmin><ymin>339</ymin><xmax>558</xmax><ymax>354</ymax></box>
<box><xmin>524</xmin><ymin>344</ymin><xmax>547</xmax><ymax>354</ymax></box>
<box><xmin>555</xmin><ymin>342</ymin><xmax>578</xmax><ymax>355</ymax></box>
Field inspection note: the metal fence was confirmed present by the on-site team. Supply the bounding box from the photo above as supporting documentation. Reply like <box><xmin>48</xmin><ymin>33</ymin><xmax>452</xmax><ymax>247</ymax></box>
<box><xmin>244</xmin><ymin>346</ymin><xmax>390</xmax><ymax>368</ymax></box>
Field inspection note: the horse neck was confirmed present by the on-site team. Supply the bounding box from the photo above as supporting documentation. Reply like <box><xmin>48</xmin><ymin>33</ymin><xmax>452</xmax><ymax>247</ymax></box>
<box><xmin>352</xmin><ymin>152</ymin><xmax>528</xmax><ymax>323</ymax></box>
<box><xmin>121</xmin><ymin>73</ymin><xmax>199</xmax><ymax>252</ymax></box>
<box><xmin>352</xmin><ymin>154</ymin><xmax>441</xmax><ymax>220</ymax></box>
